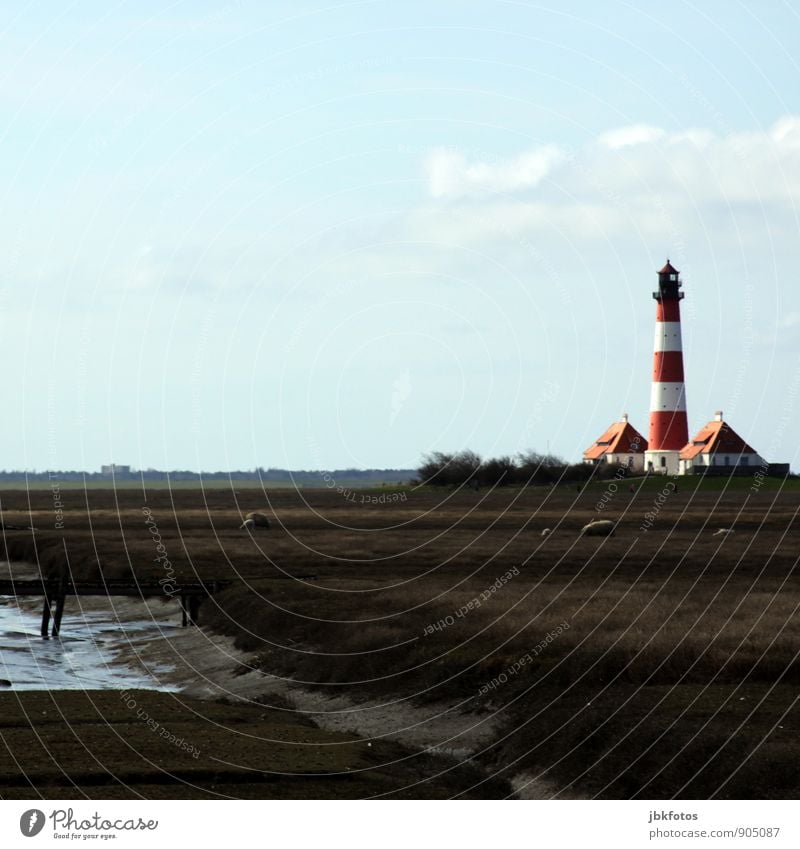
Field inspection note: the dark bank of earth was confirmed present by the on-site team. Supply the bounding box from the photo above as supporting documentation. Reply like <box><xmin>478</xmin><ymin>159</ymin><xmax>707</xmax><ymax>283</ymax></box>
<box><xmin>0</xmin><ymin>690</ymin><xmax>509</xmax><ymax>799</ymax></box>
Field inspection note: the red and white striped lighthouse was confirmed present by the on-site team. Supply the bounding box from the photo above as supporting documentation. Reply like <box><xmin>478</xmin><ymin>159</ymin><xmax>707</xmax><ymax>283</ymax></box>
<box><xmin>645</xmin><ymin>260</ymin><xmax>689</xmax><ymax>475</ymax></box>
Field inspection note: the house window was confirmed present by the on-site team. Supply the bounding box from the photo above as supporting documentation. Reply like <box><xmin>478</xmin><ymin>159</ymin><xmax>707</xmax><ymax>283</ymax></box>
<box><xmin>725</xmin><ymin>456</ymin><xmax>730</xmax><ymax>466</ymax></box>
<box><xmin>741</xmin><ymin>456</ymin><xmax>749</xmax><ymax>466</ymax></box>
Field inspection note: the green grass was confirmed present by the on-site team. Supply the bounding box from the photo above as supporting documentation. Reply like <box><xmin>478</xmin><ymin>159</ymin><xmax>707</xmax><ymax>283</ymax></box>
<box><xmin>582</xmin><ymin>473</ymin><xmax>800</xmax><ymax>494</ymax></box>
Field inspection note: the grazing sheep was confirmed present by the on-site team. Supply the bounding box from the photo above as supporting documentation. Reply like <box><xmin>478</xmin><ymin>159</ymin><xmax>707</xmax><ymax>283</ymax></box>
<box><xmin>239</xmin><ymin>511</ymin><xmax>271</xmax><ymax>531</ymax></box>
<box><xmin>713</xmin><ymin>528</ymin><xmax>735</xmax><ymax>536</ymax></box>
<box><xmin>540</xmin><ymin>528</ymin><xmax>551</xmax><ymax>537</ymax></box>
<box><xmin>581</xmin><ymin>519</ymin><xmax>616</xmax><ymax>537</ymax></box>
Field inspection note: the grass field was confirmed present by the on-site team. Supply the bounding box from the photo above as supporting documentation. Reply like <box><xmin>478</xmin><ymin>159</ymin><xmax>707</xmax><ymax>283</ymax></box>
<box><xmin>2</xmin><ymin>472</ymin><xmax>795</xmax><ymax>492</ymax></box>
<box><xmin>0</xmin><ymin>479</ymin><xmax>798</xmax><ymax>798</ymax></box>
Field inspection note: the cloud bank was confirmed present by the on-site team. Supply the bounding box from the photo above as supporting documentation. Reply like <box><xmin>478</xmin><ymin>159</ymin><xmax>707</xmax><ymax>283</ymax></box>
<box><xmin>423</xmin><ymin>117</ymin><xmax>800</xmax><ymax>206</ymax></box>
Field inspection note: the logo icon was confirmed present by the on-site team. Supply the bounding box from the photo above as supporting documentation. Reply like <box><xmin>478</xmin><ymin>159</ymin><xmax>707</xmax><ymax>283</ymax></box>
<box><xmin>19</xmin><ymin>810</ymin><xmax>45</xmax><ymax>837</ymax></box>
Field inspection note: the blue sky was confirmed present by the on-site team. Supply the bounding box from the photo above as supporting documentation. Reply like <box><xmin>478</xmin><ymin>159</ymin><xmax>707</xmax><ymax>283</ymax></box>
<box><xmin>1</xmin><ymin>0</ymin><xmax>799</xmax><ymax>471</ymax></box>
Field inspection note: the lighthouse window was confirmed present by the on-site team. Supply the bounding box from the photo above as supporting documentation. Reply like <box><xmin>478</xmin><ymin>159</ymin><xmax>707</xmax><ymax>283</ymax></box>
<box><xmin>670</xmin><ymin>274</ymin><xmax>677</xmax><ymax>281</ymax></box>
<box><xmin>660</xmin><ymin>456</ymin><xmax>666</xmax><ymax>468</ymax></box>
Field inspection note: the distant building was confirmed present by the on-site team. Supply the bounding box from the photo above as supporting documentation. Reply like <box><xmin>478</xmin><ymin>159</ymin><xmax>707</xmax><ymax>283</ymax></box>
<box><xmin>679</xmin><ymin>411</ymin><xmax>765</xmax><ymax>474</ymax></box>
<box><xmin>584</xmin><ymin>414</ymin><xmax>649</xmax><ymax>472</ymax></box>
<box><xmin>100</xmin><ymin>464</ymin><xmax>132</xmax><ymax>477</ymax></box>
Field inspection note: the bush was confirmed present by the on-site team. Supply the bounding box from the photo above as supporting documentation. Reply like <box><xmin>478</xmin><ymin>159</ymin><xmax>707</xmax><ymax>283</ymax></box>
<box><xmin>417</xmin><ymin>450</ymin><xmax>482</xmax><ymax>487</ymax></box>
<box><xmin>417</xmin><ymin>449</ymin><xmax>601</xmax><ymax>488</ymax></box>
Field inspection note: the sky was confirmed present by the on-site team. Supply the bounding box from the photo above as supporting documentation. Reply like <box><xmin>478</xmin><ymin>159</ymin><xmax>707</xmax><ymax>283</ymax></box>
<box><xmin>1</xmin><ymin>0</ymin><xmax>799</xmax><ymax>472</ymax></box>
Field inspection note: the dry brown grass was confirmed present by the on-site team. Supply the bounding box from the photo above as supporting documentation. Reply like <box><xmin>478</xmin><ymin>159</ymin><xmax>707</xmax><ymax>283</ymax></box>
<box><xmin>1</xmin><ymin>481</ymin><xmax>798</xmax><ymax>797</ymax></box>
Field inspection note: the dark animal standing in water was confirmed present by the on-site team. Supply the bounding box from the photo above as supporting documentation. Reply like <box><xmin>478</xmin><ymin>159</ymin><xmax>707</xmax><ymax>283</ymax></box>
<box><xmin>239</xmin><ymin>512</ymin><xmax>271</xmax><ymax>531</ymax></box>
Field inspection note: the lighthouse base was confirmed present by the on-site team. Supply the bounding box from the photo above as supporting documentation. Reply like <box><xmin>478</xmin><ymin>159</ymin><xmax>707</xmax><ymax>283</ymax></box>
<box><xmin>644</xmin><ymin>450</ymin><xmax>683</xmax><ymax>476</ymax></box>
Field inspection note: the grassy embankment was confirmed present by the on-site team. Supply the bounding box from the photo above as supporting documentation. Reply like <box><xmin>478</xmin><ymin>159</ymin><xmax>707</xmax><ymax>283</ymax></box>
<box><xmin>0</xmin><ymin>476</ymin><xmax>798</xmax><ymax>798</ymax></box>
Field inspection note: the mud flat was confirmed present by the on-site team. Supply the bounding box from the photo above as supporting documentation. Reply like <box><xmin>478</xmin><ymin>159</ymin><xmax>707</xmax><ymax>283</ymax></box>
<box><xmin>0</xmin><ymin>598</ymin><xmax>511</xmax><ymax>799</ymax></box>
<box><xmin>106</xmin><ymin>616</ymin><xmax>572</xmax><ymax>799</ymax></box>
<box><xmin>0</xmin><ymin>688</ymin><xmax>514</xmax><ymax>799</ymax></box>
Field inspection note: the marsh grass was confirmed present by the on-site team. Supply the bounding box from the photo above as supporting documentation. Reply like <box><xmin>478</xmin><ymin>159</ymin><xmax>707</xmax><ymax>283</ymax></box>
<box><xmin>1</xmin><ymin>484</ymin><xmax>798</xmax><ymax>797</ymax></box>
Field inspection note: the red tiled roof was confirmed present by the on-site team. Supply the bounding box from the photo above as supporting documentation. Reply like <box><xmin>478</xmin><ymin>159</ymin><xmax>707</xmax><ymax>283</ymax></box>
<box><xmin>584</xmin><ymin>420</ymin><xmax>648</xmax><ymax>460</ymax></box>
<box><xmin>680</xmin><ymin>419</ymin><xmax>759</xmax><ymax>460</ymax></box>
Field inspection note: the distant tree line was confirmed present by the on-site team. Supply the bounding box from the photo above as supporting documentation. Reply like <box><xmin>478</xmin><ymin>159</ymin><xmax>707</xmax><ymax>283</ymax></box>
<box><xmin>416</xmin><ymin>450</ymin><xmax>627</xmax><ymax>488</ymax></box>
<box><xmin>0</xmin><ymin>467</ymin><xmax>416</xmax><ymax>484</ymax></box>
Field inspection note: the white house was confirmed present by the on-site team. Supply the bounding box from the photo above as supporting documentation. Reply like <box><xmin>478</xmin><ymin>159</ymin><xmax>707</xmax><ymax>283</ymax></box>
<box><xmin>679</xmin><ymin>411</ymin><xmax>765</xmax><ymax>474</ymax></box>
<box><xmin>583</xmin><ymin>414</ymin><xmax>649</xmax><ymax>472</ymax></box>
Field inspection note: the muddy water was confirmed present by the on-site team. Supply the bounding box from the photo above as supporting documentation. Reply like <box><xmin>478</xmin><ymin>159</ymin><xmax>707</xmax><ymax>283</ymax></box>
<box><xmin>0</xmin><ymin>594</ymin><xmax>182</xmax><ymax>692</ymax></box>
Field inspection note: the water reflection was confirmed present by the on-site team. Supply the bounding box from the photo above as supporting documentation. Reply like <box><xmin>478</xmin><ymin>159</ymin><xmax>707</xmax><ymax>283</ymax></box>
<box><xmin>0</xmin><ymin>598</ymin><xmax>181</xmax><ymax>691</ymax></box>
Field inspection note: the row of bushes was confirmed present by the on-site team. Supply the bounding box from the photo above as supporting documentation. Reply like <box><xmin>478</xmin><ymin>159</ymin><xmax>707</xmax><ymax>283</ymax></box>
<box><xmin>416</xmin><ymin>450</ymin><xmax>629</xmax><ymax>488</ymax></box>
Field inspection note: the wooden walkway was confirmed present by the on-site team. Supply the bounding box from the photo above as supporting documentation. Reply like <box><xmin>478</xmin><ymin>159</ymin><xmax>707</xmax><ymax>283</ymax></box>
<box><xmin>0</xmin><ymin>577</ymin><xmax>231</xmax><ymax>638</ymax></box>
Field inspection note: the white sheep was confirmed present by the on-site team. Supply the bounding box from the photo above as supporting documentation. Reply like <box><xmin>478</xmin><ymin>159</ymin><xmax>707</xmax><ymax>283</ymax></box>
<box><xmin>239</xmin><ymin>511</ymin><xmax>271</xmax><ymax>531</ymax></box>
<box><xmin>581</xmin><ymin>519</ymin><xmax>616</xmax><ymax>537</ymax></box>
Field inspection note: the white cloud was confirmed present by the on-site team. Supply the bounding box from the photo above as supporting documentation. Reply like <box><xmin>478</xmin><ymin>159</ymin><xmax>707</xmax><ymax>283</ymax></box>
<box><xmin>598</xmin><ymin>124</ymin><xmax>666</xmax><ymax>149</ymax></box>
<box><xmin>418</xmin><ymin>116</ymin><xmax>800</xmax><ymax>241</ymax></box>
<box><xmin>666</xmin><ymin>129</ymin><xmax>715</xmax><ymax>149</ymax></box>
<box><xmin>769</xmin><ymin>116</ymin><xmax>800</xmax><ymax>146</ymax></box>
<box><xmin>425</xmin><ymin>145</ymin><xmax>565</xmax><ymax>199</ymax></box>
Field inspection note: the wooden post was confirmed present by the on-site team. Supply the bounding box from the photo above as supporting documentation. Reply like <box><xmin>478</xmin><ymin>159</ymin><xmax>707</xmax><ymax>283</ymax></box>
<box><xmin>188</xmin><ymin>595</ymin><xmax>200</xmax><ymax>626</ymax></box>
<box><xmin>40</xmin><ymin>593</ymin><xmax>52</xmax><ymax>639</ymax></box>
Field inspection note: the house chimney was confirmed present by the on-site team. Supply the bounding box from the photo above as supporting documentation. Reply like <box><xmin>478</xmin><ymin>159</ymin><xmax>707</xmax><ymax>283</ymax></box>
<box><xmin>714</xmin><ymin>410</ymin><xmax>723</xmax><ymax>422</ymax></box>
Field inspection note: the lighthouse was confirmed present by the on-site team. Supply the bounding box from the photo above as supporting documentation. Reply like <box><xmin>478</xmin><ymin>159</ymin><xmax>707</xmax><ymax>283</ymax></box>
<box><xmin>645</xmin><ymin>260</ymin><xmax>689</xmax><ymax>475</ymax></box>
